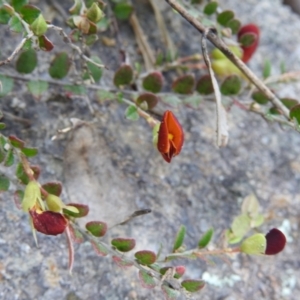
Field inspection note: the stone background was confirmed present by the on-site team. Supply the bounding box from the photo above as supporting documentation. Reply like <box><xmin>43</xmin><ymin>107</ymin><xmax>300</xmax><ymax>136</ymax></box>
<box><xmin>1</xmin><ymin>0</ymin><xmax>300</xmax><ymax>299</ymax></box>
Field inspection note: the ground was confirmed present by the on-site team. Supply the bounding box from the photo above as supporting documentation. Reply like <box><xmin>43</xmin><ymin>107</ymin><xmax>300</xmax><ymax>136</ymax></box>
<box><xmin>1</xmin><ymin>0</ymin><xmax>300</xmax><ymax>299</ymax></box>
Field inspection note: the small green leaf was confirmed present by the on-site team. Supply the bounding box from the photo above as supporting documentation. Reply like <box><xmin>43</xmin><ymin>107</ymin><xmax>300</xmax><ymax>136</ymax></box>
<box><xmin>159</xmin><ymin>266</ymin><xmax>185</xmax><ymax>279</ymax></box>
<box><xmin>30</xmin><ymin>13</ymin><xmax>47</xmax><ymax>36</ymax></box>
<box><xmin>281</xmin><ymin>98</ymin><xmax>298</xmax><ymax>109</ymax></box>
<box><xmin>15</xmin><ymin>163</ymin><xmax>30</xmax><ymax>184</ymax></box>
<box><xmin>172</xmin><ymin>74</ymin><xmax>195</xmax><ymax>94</ymax></box>
<box><xmin>85</xmin><ymin>34</ymin><xmax>98</xmax><ymax>46</ymax></box>
<box><xmin>220</xmin><ymin>75</ymin><xmax>241</xmax><ymax>95</ymax></box>
<box><xmin>138</xmin><ymin>270</ymin><xmax>156</xmax><ymax>289</ymax></box>
<box><xmin>0</xmin><ymin>146</ymin><xmax>5</xmax><ymax>163</ymax></box>
<box><xmin>63</xmin><ymin>203</ymin><xmax>89</xmax><ymax>218</ymax></box>
<box><xmin>86</xmin><ymin>2</ymin><xmax>103</xmax><ymax>23</ymax></box>
<box><xmin>20</xmin><ymin>4</ymin><xmax>41</xmax><ymax>24</ymax></box>
<box><xmin>113</xmin><ymin>64</ymin><xmax>133</xmax><ymax>87</ymax></box>
<box><xmin>111</xmin><ymin>238</ymin><xmax>136</xmax><ymax>252</ymax></box>
<box><xmin>161</xmin><ymin>285</ymin><xmax>180</xmax><ymax>300</ymax></box>
<box><xmin>49</xmin><ymin>52</ymin><xmax>71</xmax><ymax>79</ymax></box>
<box><xmin>0</xmin><ymin>174</ymin><xmax>10</xmax><ymax>191</ymax></box>
<box><xmin>42</xmin><ymin>182</ymin><xmax>62</xmax><ymax>196</ymax></box>
<box><xmin>191</xmin><ymin>0</ymin><xmax>204</xmax><ymax>4</ymax></box>
<box><xmin>9</xmin><ymin>135</ymin><xmax>25</xmax><ymax>148</ymax></box>
<box><xmin>251</xmin><ymin>214</ymin><xmax>264</xmax><ymax>228</ymax></box>
<box><xmin>135</xmin><ymin>250</ymin><xmax>156</xmax><ymax>265</ymax></box>
<box><xmin>142</xmin><ymin>71</ymin><xmax>163</xmax><ymax>93</ymax></box>
<box><xmin>22</xmin><ymin>180</ymin><xmax>41</xmax><ymax>211</ymax></box>
<box><xmin>112</xmin><ymin>256</ymin><xmax>134</xmax><ymax>268</ymax></box>
<box><xmin>11</xmin><ymin>0</ymin><xmax>27</xmax><ymax>12</ymax></box>
<box><xmin>161</xmin><ymin>95</ymin><xmax>181</xmax><ymax>107</ymax></box>
<box><xmin>45</xmin><ymin>194</ymin><xmax>64</xmax><ymax>212</ymax></box>
<box><xmin>241</xmin><ymin>194</ymin><xmax>260</xmax><ymax>217</ymax></box>
<box><xmin>173</xmin><ymin>225</ymin><xmax>186</xmax><ymax>252</ymax></box>
<box><xmin>290</xmin><ymin>104</ymin><xmax>300</xmax><ymax>124</ymax></box>
<box><xmin>4</xmin><ymin>148</ymin><xmax>14</xmax><ymax>167</ymax></box>
<box><xmin>0</xmin><ymin>7</ymin><xmax>11</xmax><ymax>24</ymax></box>
<box><xmin>239</xmin><ymin>32</ymin><xmax>257</xmax><ymax>47</ymax></box>
<box><xmin>0</xmin><ymin>123</ymin><xmax>6</xmax><ymax>130</ymax></box>
<box><xmin>90</xmin><ymin>240</ymin><xmax>108</xmax><ymax>256</ymax></box>
<box><xmin>125</xmin><ymin>105</ymin><xmax>139</xmax><ymax>121</ymax></box>
<box><xmin>240</xmin><ymin>233</ymin><xmax>266</xmax><ymax>255</ymax></box>
<box><xmin>86</xmin><ymin>221</ymin><xmax>107</xmax><ymax>237</ymax></box>
<box><xmin>27</xmin><ymin>80</ymin><xmax>48</xmax><ymax>99</ymax></box>
<box><xmin>252</xmin><ymin>91</ymin><xmax>269</xmax><ymax>105</ymax></box>
<box><xmin>82</xmin><ymin>56</ymin><xmax>103</xmax><ymax>83</ymax></box>
<box><xmin>203</xmin><ymin>2</ymin><xmax>218</xmax><ymax>15</ymax></box>
<box><xmin>136</xmin><ymin>92</ymin><xmax>158</xmax><ymax>110</ymax></box>
<box><xmin>196</xmin><ymin>74</ymin><xmax>213</xmax><ymax>95</ymax></box>
<box><xmin>263</xmin><ymin>59</ymin><xmax>271</xmax><ymax>79</ymax></box>
<box><xmin>198</xmin><ymin>227</ymin><xmax>214</xmax><ymax>248</ymax></box>
<box><xmin>21</xmin><ymin>147</ymin><xmax>38</xmax><ymax>157</ymax></box>
<box><xmin>217</xmin><ymin>10</ymin><xmax>234</xmax><ymax>26</ymax></box>
<box><xmin>113</xmin><ymin>3</ymin><xmax>133</xmax><ymax>20</ymax></box>
<box><xmin>9</xmin><ymin>15</ymin><xmax>23</xmax><ymax>33</ymax></box>
<box><xmin>230</xmin><ymin>214</ymin><xmax>251</xmax><ymax>242</ymax></box>
<box><xmin>63</xmin><ymin>85</ymin><xmax>86</xmax><ymax>96</ymax></box>
<box><xmin>0</xmin><ymin>75</ymin><xmax>14</xmax><ymax>97</ymax></box>
<box><xmin>181</xmin><ymin>280</ymin><xmax>205</xmax><ymax>292</ymax></box>
<box><xmin>227</xmin><ymin>18</ymin><xmax>241</xmax><ymax>35</ymax></box>
<box><xmin>96</xmin><ymin>90</ymin><xmax>115</xmax><ymax>101</ymax></box>
<box><xmin>16</xmin><ymin>49</ymin><xmax>37</xmax><ymax>74</ymax></box>
<box><xmin>183</xmin><ymin>94</ymin><xmax>201</xmax><ymax>109</ymax></box>
<box><xmin>69</xmin><ymin>0</ymin><xmax>82</xmax><ymax>15</ymax></box>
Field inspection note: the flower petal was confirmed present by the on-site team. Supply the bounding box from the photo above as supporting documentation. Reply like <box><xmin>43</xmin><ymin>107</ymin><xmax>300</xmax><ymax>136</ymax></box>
<box><xmin>157</xmin><ymin>111</ymin><xmax>184</xmax><ymax>163</ymax></box>
<box><xmin>30</xmin><ymin>210</ymin><xmax>67</xmax><ymax>235</ymax></box>
<box><xmin>265</xmin><ymin>228</ymin><xmax>286</xmax><ymax>255</ymax></box>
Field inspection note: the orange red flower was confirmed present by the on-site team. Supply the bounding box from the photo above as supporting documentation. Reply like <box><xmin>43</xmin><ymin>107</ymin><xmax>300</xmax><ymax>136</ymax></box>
<box><xmin>238</xmin><ymin>24</ymin><xmax>260</xmax><ymax>63</ymax></box>
<box><xmin>157</xmin><ymin>110</ymin><xmax>184</xmax><ymax>163</ymax></box>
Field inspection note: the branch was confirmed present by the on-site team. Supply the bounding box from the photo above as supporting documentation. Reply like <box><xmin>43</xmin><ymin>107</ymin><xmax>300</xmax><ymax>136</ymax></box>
<box><xmin>47</xmin><ymin>25</ymin><xmax>106</xmax><ymax>69</ymax></box>
<box><xmin>164</xmin><ymin>0</ymin><xmax>290</xmax><ymax>119</ymax></box>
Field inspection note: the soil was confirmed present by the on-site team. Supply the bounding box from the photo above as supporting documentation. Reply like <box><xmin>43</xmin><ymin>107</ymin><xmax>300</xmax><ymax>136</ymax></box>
<box><xmin>1</xmin><ymin>0</ymin><xmax>300</xmax><ymax>299</ymax></box>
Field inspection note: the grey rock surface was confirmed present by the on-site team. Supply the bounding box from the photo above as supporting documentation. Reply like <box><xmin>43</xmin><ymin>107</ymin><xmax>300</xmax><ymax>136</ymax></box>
<box><xmin>1</xmin><ymin>0</ymin><xmax>300</xmax><ymax>299</ymax></box>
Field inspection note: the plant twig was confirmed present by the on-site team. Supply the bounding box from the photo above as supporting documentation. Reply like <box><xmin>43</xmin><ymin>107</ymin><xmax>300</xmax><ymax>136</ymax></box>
<box><xmin>47</xmin><ymin>25</ymin><xmax>106</xmax><ymax>69</ymax></box>
<box><xmin>164</xmin><ymin>0</ymin><xmax>290</xmax><ymax>119</ymax></box>
<box><xmin>0</xmin><ymin>34</ymin><xmax>33</xmax><ymax>66</ymax></box>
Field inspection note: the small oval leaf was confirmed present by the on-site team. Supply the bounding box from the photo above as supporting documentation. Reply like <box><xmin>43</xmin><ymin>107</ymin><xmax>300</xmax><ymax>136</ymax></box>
<box><xmin>290</xmin><ymin>104</ymin><xmax>300</xmax><ymax>124</ymax></box>
<box><xmin>113</xmin><ymin>64</ymin><xmax>133</xmax><ymax>87</ymax></box>
<box><xmin>217</xmin><ymin>10</ymin><xmax>234</xmax><ymax>26</ymax></box>
<box><xmin>49</xmin><ymin>52</ymin><xmax>71</xmax><ymax>79</ymax></box>
<box><xmin>111</xmin><ymin>237</ymin><xmax>136</xmax><ymax>252</ymax></box>
<box><xmin>86</xmin><ymin>221</ymin><xmax>107</xmax><ymax>237</ymax></box>
<box><xmin>63</xmin><ymin>203</ymin><xmax>89</xmax><ymax>218</ymax></box>
<box><xmin>173</xmin><ymin>225</ymin><xmax>186</xmax><ymax>252</ymax></box>
<box><xmin>142</xmin><ymin>71</ymin><xmax>163</xmax><ymax>93</ymax></box>
<box><xmin>198</xmin><ymin>228</ymin><xmax>214</xmax><ymax>248</ymax></box>
<box><xmin>134</xmin><ymin>250</ymin><xmax>157</xmax><ymax>265</ymax></box>
<box><xmin>220</xmin><ymin>75</ymin><xmax>241</xmax><ymax>95</ymax></box>
<box><xmin>138</xmin><ymin>270</ymin><xmax>156</xmax><ymax>289</ymax></box>
<box><xmin>181</xmin><ymin>279</ymin><xmax>205</xmax><ymax>293</ymax></box>
<box><xmin>16</xmin><ymin>49</ymin><xmax>37</xmax><ymax>74</ymax></box>
<box><xmin>172</xmin><ymin>74</ymin><xmax>195</xmax><ymax>94</ymax></box>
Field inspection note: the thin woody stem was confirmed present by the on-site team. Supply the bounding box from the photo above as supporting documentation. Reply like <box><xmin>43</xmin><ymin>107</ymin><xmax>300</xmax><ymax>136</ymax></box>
<box><xmin>164</xmin><ymin>0</ymin><xmax>290</xmax><ymax>119</ymax></box>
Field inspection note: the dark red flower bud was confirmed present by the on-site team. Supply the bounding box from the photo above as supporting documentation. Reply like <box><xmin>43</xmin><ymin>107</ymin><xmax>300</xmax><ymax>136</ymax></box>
<box><xmin>265</xmin><ymin>228</ymin><xmax>286</xmax><ymax>255</ymax></box>
<box><xmin>157</xmin><ymin>110</ymin><xmax>184</xmax><ymax>163</ymax></box>
<box><xmin>30</xmin><ymin>210</ymin><xmax>68</xmax><ymax>235</ymax></box>
<box><xmin>238</xmin><ymin>24</ymin><xmax>260</xmax><ymax>63</ymax></box>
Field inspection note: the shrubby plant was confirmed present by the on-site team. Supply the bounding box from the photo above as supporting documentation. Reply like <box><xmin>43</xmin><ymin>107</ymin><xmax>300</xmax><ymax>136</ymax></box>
<box><xmin>0</xmin><ymin>0</ymin><xmax>295</xmax><ymax>298</ymax></box>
